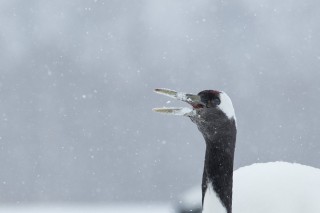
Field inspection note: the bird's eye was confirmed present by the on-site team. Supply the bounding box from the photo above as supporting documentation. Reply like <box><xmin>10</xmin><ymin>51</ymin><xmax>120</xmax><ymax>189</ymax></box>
<box><xmin>212</xmin><ymin>97</ymin><xmax>221</xmax><ymax>106</ymax></box>
<box><xmin>204</xmin><ymin>97</ymin><xmax>221</xmax><ymax>108</ymax></box>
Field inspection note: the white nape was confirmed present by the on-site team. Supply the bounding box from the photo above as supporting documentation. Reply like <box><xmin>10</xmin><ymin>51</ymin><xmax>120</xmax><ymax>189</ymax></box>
<box><xmin>218</xmin><ymin>92</ymin><xmax>236</xmax><ymax>121</ymax></box>
<box><xmin>203</xmin><ymin>182</ymin><xmax>227</xmax><ymax>213</ymax></box>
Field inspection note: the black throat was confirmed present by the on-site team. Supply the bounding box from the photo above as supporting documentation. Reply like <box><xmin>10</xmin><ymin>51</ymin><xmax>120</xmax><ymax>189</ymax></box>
<box><xmin>200</xmin><ymin>118</ymin><xmax>237</xmax><ymax>213</ymax></box>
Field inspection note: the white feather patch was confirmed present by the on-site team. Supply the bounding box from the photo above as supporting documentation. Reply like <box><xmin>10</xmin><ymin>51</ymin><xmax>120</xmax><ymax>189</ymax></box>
<box><xmin>218</xmin><ymin>92</ymin><xmax>236</xmax><ymax>121</ymax></box>
<box><xmin>202</xmin><ymin>182</ymin><xmax>227</xmax><ymax>213</ymax></box>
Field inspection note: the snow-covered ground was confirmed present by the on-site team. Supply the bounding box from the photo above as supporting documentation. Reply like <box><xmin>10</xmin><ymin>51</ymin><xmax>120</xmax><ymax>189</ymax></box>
<box><xmin>0</xmin><ymin>204</ymin><xmax>173</xmax><ymax>213</ymax></box>
<box><xmin>178</xmin><ymin>162</ymin><xmax>320</xmax><ymax>213</ymax></box>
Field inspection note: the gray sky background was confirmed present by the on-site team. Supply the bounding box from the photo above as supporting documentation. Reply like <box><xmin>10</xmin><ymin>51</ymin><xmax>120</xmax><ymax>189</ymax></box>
<box><xmin>0</xmin><ymin>0</ymin><xmax>320</xmax><ymax>203</ymax></box>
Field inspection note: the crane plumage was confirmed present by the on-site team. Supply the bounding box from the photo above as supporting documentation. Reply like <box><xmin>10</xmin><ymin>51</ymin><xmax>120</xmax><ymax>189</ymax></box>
<box><xmin>153</xmin><ymin>88</ymin><xmax>320</xmax><ymax>213</ymax></box>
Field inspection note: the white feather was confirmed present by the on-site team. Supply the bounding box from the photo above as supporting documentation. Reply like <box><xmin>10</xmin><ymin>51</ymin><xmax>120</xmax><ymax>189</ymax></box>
<box><xmin>218</xmin><ymin>92</ymin><xmax>236</xmax><ymax>121</ymax></box>
<box><xmin>203</xmin><ymin>182</ymin><xmax>227</xmax><ymax>213</ymax></box>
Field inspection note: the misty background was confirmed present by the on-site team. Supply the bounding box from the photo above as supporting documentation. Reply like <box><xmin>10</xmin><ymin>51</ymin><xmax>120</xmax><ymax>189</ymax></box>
<box><xmin>0</xmin><ymin>0</ymin><xmax>319</xmax><ymax>205</ymax></box>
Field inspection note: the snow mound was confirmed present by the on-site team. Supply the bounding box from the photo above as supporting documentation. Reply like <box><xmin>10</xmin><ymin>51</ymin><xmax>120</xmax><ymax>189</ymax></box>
<box><xmin>233</xmin><ymin>162</ymin><xmax>320</xmax><ymax>213</ymax></box>
<box><xmin>178</xmin><ymin>162</ymin><xmax>320</xmax><ymax>213</ymax></box>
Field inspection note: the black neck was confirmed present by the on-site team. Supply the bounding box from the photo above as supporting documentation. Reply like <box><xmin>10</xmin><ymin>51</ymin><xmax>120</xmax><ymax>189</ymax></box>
<box><xmin>201</xmin><ymin>119</ymin><xmax>236</xmax><ymax>213</ymax></box>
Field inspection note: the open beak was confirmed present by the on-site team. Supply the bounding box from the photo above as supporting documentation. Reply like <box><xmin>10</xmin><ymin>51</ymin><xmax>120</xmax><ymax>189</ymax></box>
<box><xmin>152</xmin><ymin>88</ymin><xmax>204</xmax><ymax>116</ymax></box>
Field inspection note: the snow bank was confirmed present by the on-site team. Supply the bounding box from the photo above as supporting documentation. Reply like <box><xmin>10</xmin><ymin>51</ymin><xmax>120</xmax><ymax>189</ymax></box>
<box><xmin>178</xmin><ymin>162</ymin><xmax>320</xmax><ymax>213</ymax></box>
<box><xmin>0</xmin><ymin>204</ymin><xmax>173</xmax><ymax>213</ymax></box>
<box><xmin>233</xmin><ymin>162</ymin><xmax>320</xmax><ymax>213</ymax></box>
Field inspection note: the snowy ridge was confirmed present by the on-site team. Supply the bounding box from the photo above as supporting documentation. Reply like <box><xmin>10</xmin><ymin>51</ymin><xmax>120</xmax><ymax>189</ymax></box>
<box><xmin>178</xmin><ymin>162</ymin><xmax>320</xmax><ymax>213</ymax></box>
<box><xmin>0</xmin><ymin>204</ymin><xmax>173</xmax><ymax>213</ymax></box>
<box><xmin>233</xmin><ymin>162</ymin><xmax>320</xmax><ymax>213</ymax></box>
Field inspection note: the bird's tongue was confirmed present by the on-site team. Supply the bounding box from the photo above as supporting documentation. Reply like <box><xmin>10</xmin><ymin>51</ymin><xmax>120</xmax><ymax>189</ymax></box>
<box><xmin>191</xmin><ymin>103</ymin><xmax>205</xmax><ymax>109</ymax></box>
